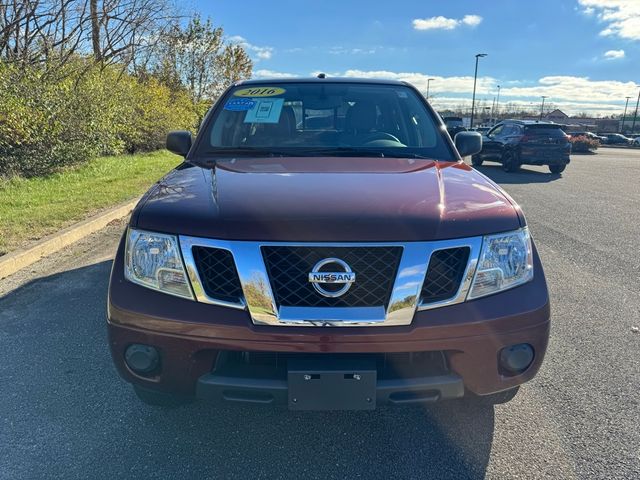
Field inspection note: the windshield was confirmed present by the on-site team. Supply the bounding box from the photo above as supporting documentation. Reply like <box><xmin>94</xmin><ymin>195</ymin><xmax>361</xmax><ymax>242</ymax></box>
<box><xmin>198</xmin><ymin>82</ymin><xmax>454</xmax><ymax>159</ymax></box>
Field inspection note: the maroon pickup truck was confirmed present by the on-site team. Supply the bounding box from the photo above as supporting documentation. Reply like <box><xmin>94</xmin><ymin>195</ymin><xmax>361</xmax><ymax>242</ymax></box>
<box><xmin>107</xmin><ymin>77</ymin><xmax>550</xmax><ymax>410</ymax></box>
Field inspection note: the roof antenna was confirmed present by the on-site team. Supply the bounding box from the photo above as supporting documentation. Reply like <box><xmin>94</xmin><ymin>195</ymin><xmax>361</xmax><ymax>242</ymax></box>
<box><xmin>317</xmin><ymin>72</ymin><xmax>326</xmax><ymax>79</ymax></box>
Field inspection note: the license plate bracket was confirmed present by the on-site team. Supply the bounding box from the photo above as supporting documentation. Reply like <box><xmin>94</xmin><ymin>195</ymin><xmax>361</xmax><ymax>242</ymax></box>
<box><xmin>287</xmin><ymin>357</ymin><xmax>377</xmax><ymax>410</ymax></box>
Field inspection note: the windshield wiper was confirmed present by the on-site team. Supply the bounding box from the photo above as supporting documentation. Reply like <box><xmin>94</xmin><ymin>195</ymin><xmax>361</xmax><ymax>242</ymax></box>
<box><xmin>302</xmin><ymin>148</ymin><xmax>435</xmax><ymax>159</ymax></box>
<box><xmin>385</xmin><ymin>152</ymin><xmax>433</xmax><ymax>159</ymax></box>
<box><xmin>297</xmin><ymin>147</ymin><xmax>386</xmax><ymax>157</ymax></box>
<box><xmin>198</xmin><ymin>147</ymin><xmax>433</xmax><ymax>160</ymax></box>
<box><xmin>202</xmin><ymin>147</ymin><xmax>291</xmax><ymax>157</ymax></box>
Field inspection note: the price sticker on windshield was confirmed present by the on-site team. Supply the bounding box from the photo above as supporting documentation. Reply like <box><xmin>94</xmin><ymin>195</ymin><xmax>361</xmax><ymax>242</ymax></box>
<box><xmin>244</xmin><ymin>98</ymin><xmax>284</xmax><ymax>123</ymax></box>
<box><xmin>234</xmin><ymin>87</ymin><xmax>286</xmax><ymax>97</ymax></box>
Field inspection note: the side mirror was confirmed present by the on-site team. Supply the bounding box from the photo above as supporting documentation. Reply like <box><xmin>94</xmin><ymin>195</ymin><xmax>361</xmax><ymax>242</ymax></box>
<box><xmin>454</xmin><ymin>131</ymin><xmax>482</xmax><ymax>157</ymax></box>
<box><xmin>166</xmin><ymin>130</ymin><xmax>192</xmax><ymax>157</ymax></box>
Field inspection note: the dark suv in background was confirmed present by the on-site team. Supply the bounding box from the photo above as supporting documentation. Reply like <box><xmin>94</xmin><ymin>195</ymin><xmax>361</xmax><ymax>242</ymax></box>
<box><xmin>473</xmin><ymin>120</ymin><xmax>571</xmax><ymax>173</ymax></box>
<box><xmin>442</xmin><ymin>116</ymin><xmax>467</xmax><ymax>139</ymax></box>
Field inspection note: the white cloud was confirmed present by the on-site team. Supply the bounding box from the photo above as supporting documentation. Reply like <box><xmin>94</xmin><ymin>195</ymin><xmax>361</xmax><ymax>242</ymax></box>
<box><xmin>343</xmin><ymin>71</ymin><xmax>637</xmax><ymax>110</ymax></box>
<box><xmin>412</xmin><ymin>14</ymin><xmax>482</xmax><ymax>31</ymax></box>
<box><xmin>604</xmin><ymin>49</ymin><xmax>625</xmax><ymax>59</ymax></box>
<box><xmin>412</xmin><ymin>16</ymin><xmax>459</xmax><ymax>30</ymax></box>
<box><xmin>252</xmin><ymin>69</ymin><xmax>295</xmax><ymax>79</ymax></box>
<box><xmin>248</xmin><ymin>69</ymin><xmax>637</xmax><ymax>115</ymax></box>
<box><xmin>462</xmin><ymin>15</ymin><xmax>483</xmax><ymax>27</ymax></box>
<box><xmin>228</xmin><ymin>35</ymin><xmax>273</xmax><ymax>60</ymax></box>
<box><xmin>341</xmin><ymin>69</ymin><xmax>496</xmax><ymax>94</ymax></box>
<box><xmin>498</xmin><ymin>75</ymin><xmax>637</xmax><ymax>104</ymax></box>
<box><xmin>329</xmin><ymin>46</ymin><xmax>377</xmax><ymax>55</ymax></box>
<box><xmin>578</xmin><ymin>0</ymin><xmax>640</xmax><ymax>40</ymax></box>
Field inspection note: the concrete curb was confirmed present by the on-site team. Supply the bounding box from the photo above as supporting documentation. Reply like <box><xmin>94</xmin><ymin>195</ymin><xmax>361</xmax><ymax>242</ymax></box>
<box><xmin>0</xmin><ymin>198</ymin><xmax>139</xmax><ymax>280</ymax></box>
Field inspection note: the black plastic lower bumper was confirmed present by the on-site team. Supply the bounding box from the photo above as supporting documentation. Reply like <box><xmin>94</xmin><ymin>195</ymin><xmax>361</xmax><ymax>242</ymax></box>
<box><xmin>196</xmin><ymin>354</ymin><xmax>464</xmax><ymax>410</ymax></box>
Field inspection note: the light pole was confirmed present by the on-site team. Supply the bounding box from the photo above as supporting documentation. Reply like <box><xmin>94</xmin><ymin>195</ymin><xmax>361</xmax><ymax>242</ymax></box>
<box><xmin>426</xmin><ymin>78</ymin><xmax>434</xmax><ymax>101</ymax></box>
<box><xmin>621</xmin><ymin>96</ymin><xmax>631</xmax><ymax>133</ymax></box>
<box><xmin>490</xmin><ymin>85</ymin><xmax>501</xmax><ymax>124</ymax></box>
<box><xmin>470</xmin><ymin>53</ymin><xmax>487</xmax><ymax>129</ymax></box>
<box><xmin>632</xmin><ymin>87</ymin><xmax>640</xmax><ymax>134</ymax></box>
<box><xmin>491</xmin><ymin>96</ymin><xmax>496</xmax><ymax>123</ymax></box>
<box><xmin>539</xmin><ymin>96</ymin><xmax>548</xmax><ymax>121</ymax></box>
<box><xmin>495</xmin><ymin>85</ymin><xmax>501</xmax><ymax>121</ymax></box>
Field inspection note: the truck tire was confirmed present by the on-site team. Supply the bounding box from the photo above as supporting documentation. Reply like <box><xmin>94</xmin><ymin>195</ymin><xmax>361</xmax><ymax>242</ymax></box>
<box><xmin>133</xmin><ymin>386</ymin><xmax>191</xmax><ymax>408</ymax></box>
<box><xmin>549</xmin><ymin>164</ymin><xmax>566</xmax><ymax>174</ymax></box>
<box><xmin>471</xmin><ymin>155</ymin><xmax>483</xmax><ymax>166</ymax></box>
<box><xmin>501</xmin><ymin>151</ymin><xmax>520</xmax><ymax>172</ymax></box>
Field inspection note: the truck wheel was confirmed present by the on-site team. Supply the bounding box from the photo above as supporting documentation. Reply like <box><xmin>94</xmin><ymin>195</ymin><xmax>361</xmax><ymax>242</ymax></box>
<box><xmin>471</xmin><ymin>155</ymin><xmax>483</xmax><ymax>166</ymax></box>
<box><xmin>133</xmin><ymin>386</ymin><xmax>191</xmax><ymax>408</ymax></box>
<box><xmin>501</xmin><ymin>151</ymin><xmax>520</xmax><ymax>172</ymax></box>
<box><xmin>472</xmin><ymin>386</ymin><xmax>520</xmax><ymax>405</ymax></box>
<box><xmin>549</xmin><ymin>164</ymin><xmax>566</xmax><ymax>174</ymax></box>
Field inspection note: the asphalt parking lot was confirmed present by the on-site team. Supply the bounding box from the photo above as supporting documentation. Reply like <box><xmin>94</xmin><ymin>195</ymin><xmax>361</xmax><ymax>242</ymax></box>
<box><xmin>1</xmin><ymin>146</ymin><xmax>639</xmax><ymax>479</ymax></box>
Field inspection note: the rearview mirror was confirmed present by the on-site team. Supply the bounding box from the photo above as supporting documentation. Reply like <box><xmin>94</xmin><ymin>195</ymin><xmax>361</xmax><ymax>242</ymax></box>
<box><xmin>454</xmin><ymin>131</ymin><xmax>482</xmax><ymax>157</ymax></box>
<box><xmin>166</xmin><ymin>131</ymin><xmax>192</xmax><ymax>157</ymax></box>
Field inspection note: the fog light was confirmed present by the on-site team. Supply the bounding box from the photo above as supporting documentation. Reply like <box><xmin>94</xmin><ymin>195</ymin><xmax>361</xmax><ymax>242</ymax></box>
<box><xmin>125</xmin><ymin>344</ymin><xmax>160</xmax><ymax>375</ymax></box>
<box><xmin>499</xmin><ymin>343</ymin><xmax>534</xmax><ymax>374</ymax></box>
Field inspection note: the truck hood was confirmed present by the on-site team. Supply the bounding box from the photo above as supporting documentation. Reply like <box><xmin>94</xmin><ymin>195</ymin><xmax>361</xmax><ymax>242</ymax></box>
<box><xmin>133</xmin><ymin>157</ymin><xmax>523</xmax><ymax>242</ymax></box>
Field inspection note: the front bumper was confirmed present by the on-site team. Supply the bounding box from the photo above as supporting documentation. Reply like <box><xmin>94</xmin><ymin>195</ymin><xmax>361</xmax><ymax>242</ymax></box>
<box><xmin>196</xmin><ymin>358</ymin><xmax>465</xmax><ymax>408</ymax></box>
<box><xmin>108</xmin><ymin>234</ymin><xmax>551</xmax><ymax>402</ymax></box>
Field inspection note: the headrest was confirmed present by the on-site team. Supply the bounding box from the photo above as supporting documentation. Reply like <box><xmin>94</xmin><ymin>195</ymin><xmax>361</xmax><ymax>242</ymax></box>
<box><xmin>345</xmin><ymin>102</ymin><xmax>377</xmax><ymax>133</ymax></box>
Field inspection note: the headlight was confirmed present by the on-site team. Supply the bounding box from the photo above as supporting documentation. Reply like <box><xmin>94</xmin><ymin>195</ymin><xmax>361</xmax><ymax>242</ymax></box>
<box><xmin>124</xmin><ymin>228</ymin><xmax>193</xmax><ymax>299</ymax></box>
<box><xmin>467</xmin><ymin>228</ymin><xmax>533</xmax><ymax>300</ymax></box>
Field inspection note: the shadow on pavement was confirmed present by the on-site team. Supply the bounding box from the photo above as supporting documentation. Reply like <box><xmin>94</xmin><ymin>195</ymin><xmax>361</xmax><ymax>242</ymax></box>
<box><xmin>0</xmin><ymin>261</ymin><xmax>495</xmax><ymax>479</ymax></box>
<box><xmin>475</xmin><ymin>164</ymin><xmax>562</xmax><ymax>184</ymax></box>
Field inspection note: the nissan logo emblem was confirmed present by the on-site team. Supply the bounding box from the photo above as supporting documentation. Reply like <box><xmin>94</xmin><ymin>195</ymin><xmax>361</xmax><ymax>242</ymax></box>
<box><xmin>307</xmin><ymin>258</ymin><xmax>356</xmax><ymax>298</ymax></box>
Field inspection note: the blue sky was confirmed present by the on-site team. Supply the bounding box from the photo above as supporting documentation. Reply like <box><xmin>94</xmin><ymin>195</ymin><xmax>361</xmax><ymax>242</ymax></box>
<box><xmin>191</xmin><ymin>0</ymin><xmax>640</xmax><ymax>115</ymax></box>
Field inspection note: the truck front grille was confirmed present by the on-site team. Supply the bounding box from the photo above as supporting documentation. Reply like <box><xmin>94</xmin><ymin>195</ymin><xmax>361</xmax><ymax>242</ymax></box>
<box><xmin>420</xmin><ymin>247</ymin><xmax>470</xmax><ymax>304</ymax></box>
<box><xmin>192</xmin><ymin>246</ymin><xmax>244</xmax><ymax>303</ymax></box>
<box><xmin>262</xmin><ymin>246</ymin><xmax>402</xmax><ymax>308</ymax></box>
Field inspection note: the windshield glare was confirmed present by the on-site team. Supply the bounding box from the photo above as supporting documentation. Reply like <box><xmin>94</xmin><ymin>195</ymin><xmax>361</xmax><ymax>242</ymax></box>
<box><xmin>201</xmin><ymin>83</ymin><xmax>454</xmax><ymax>159</ymax></box>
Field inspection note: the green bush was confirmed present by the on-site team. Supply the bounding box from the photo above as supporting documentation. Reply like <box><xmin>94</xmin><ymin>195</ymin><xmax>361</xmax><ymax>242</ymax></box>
<box><xmin>569</xmin><ymin>135</ymin><xmax>599</xmax><ymax>153</ymax></box>
<box><xmin>0</xmin><ymin>60</ymin><xmax>198</xmax><ymax>177</ymax></box>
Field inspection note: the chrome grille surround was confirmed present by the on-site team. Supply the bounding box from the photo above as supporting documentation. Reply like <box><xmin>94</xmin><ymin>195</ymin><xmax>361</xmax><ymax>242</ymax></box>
<box><xmin>179</xmin><ymin>236</ymin><xmax>483</xmax><ymax>327</ymax></box>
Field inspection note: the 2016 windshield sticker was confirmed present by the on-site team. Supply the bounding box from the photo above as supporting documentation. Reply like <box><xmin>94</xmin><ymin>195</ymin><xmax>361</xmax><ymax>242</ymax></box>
<box><xmin>244</xmin><ymin>98</ymin><xmax>284</xmax><ymax>124</ymax></box>
<box><xmin>224</xmin><ymin>98</ymin><xmax>256</xmax><ymax>111</ymax></box>
<box><xmin>234</xmin><ymin>87</ymin><xmax>286</xmax><ymax>97</ymax></box>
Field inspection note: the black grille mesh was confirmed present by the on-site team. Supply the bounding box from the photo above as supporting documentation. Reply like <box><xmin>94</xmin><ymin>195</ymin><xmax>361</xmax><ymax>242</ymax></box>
<box><xmin>192</xmin><ymin>247</ymin><xmax>243</xmax><ymax>303</ymax></box>
<box><xmin>420</xmin><ymin>247</ymin><xmax>470</xmax><ymax>304</ymax></box>
<box><xmin>262</xmin><ymin>246</ymin><xmax>402</xmax><ymax>308</ymax></box>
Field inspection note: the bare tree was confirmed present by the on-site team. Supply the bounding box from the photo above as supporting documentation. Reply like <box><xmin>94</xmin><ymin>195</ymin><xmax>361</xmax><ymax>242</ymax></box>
<box><xmin>0</xmin><ymin>0</ymin><xmax>178</xmax><ymax>71</ymax></box>
<box><xmin>89</xmin><ymin>0</ymin><xmax>100</xmax><ymax>60</ymax></box>
<box><xmin>0</xmin><ymin>1</ymin><xmax>88</xmax><ymax>67</ymax></box>
<box><xmin>0</xmin><ymin>2</ymin><xmax>253</xmax><ymax>98</ymax></box>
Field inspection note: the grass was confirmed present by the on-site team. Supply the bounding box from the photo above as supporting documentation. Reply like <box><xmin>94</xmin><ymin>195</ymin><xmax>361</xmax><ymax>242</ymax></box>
<box><xmin>0</xmin><ymin>150</ymin><xmax>180</xmax><ymax>256</ymax></box>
